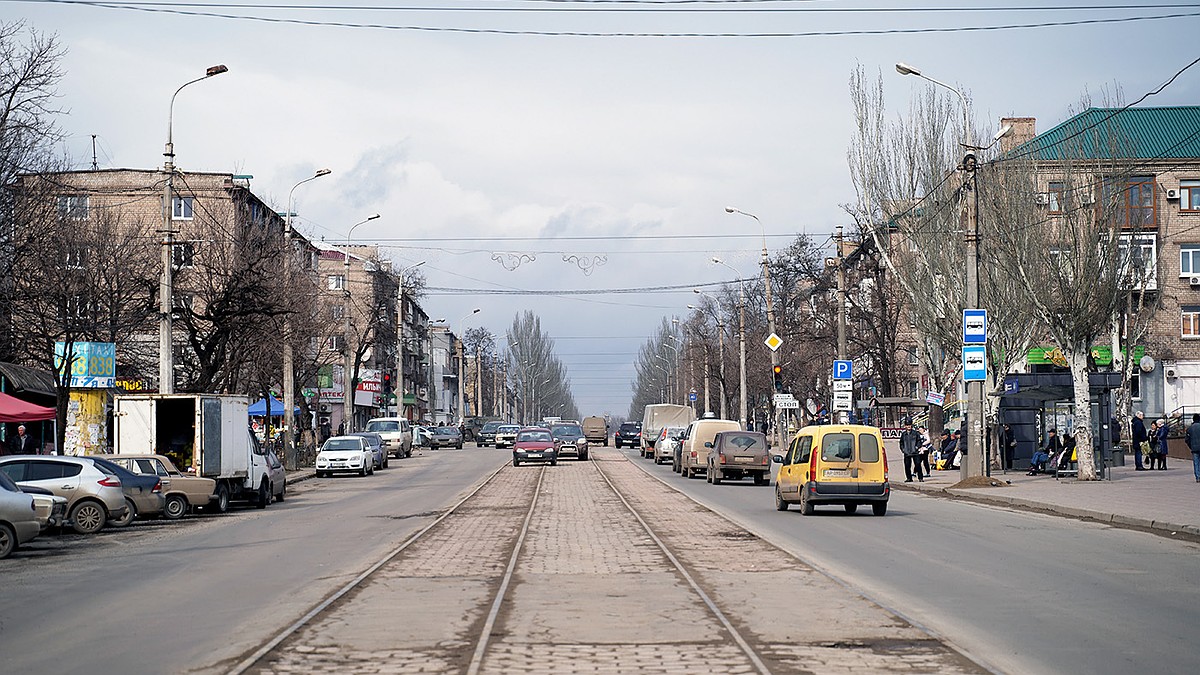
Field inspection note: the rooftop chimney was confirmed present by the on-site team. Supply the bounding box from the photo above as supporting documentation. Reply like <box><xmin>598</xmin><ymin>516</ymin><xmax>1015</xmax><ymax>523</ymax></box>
<box><xmin>1000</xmin><ymin>117</ymin><xmax>1036</xmax><ymax>154</ymax></box>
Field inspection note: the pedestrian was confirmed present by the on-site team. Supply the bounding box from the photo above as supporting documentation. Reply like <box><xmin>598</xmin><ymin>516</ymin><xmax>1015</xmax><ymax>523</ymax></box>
<box><xmin>1147</xmin><ymin>419</ymin><xmax>1161</xmax><ymax>468</ymax></box>
<box><xmin>1156</xmin><ymin>418</ymin><xmax>1170</xmax><ymax>470</ymax></box>
<box><xmin>1188</xmin><ymin>413</ymin><xmax>1200</xmax><ymax>483</ymax></box>
<box><xmin>899</xmin><ymin>420</ymin><xmax>924</xmax><ymax>482</ymax></box>
<box><xmin>1131</xmin><ymin>411</ymin><xmax>1148</xmax><ymax>471</ymax></box>
<box><xmin>918</xmin><ymin>426</ymin><xmax>932</xmax><ymax>477</ymax></box>
<box><xmin>12</xmin><ymin>424</ymin><xmax>38</xmax><ymax>454</ymax></box>
<box><xmin>1002</xmin><ymin>423</ymin><xmax>1017</xmax><ymax>471</ymax></box>
<box><xmin>336</xmin><ymin>420</ymin><xmax>345</xmax><ymax>436</ymax></box>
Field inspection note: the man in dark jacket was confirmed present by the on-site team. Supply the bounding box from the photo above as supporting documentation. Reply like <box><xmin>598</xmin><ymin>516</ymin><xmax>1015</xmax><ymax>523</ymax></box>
<box><xmin>899</xmin><ymin>421</ymin><xmax>924</xmax><ymax>482</ymax></box>
<box><xmin>1131</xmin><ymin>411</ymin><xmax>1147</xmax><ymax>471</ymax></box>
<box><xmin>1186</xmin><ymin>413</ymin><xmax>1200</xmax><ymax>483</ymax></box>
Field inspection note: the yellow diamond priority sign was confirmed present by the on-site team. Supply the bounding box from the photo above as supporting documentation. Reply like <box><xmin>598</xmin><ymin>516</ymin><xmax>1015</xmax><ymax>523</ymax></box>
<box><xmin>764</xmin><ymin>333</ymin><xmax>783</xmax><ymax>352</ymax></box>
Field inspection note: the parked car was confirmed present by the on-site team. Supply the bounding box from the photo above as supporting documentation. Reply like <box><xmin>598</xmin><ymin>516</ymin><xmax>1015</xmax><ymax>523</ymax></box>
<box><xmin>102</xmin><ymin>454</ymin><xmax>217</xmax><ymax>519</ymax></box>
<box><xmin>1</xmin><ymin>471</ymin><xmax>41</xmax><ymax>559</ymax></box>
<box><xmin>773</xmin><ymin>424</ymin><xmax>889</xmax><ymax>516</ymax></box>
<box><xmin>90</xmin><ymin>456</ymin><xmax>166</xmax><ymax>527</ymax></box>
<box><xmin>706</xmin><ymin>431</ymin><xmax>771</xmax><ymax>485</ymax></box>
<box><xmin>19</xmin><ymin>485</ymin><xmax>68</xmax><ymax>530</ymax></box>
<box><xmin>316</xmin><ymin>436</ymin><xmax>375</xmax><ymax>477</ymax></box>
<box><xmin>654</xmin><ymin>426</ymin><xmax>686</xmax><ymax>465</ymax></box>
<box><xmin>614</xmin><ymin>422</ymin><xmax>642</xmax><ymax>449</ymax></box>
<box><xmin>364</xmin><ymin>417</ymin><xmax>413</xmax><ymax>459</ymax></box>
<box><xmin>512</xmin><ymin>427</ymin><xmax>558</xmax><ymax>466</ymax></box>
<box><xmin>680</xmin><ymin>418</ymin><xmax>742</xmax><ymax>479</ymax></box>
<box><xmin>264</xmin><ymin>446</ymin><xmax>287</xmax><ymax>505</ymax></box>
<box><xmin>348</xmin><ymin>431</ymin><xmax>388</xmax><ymax>470</ymax></box>
<box><xmin>476</xmin><ymin>421</ymin><xmax>503</xmax><ymax>447</ymax></box>
<box><xmin>549</xmin><ymin>423</ymin><xmax>589</xmax><ymax>460</ymax></box>
<box><xmin>430</xmin><ymin>426</ymin><xmax>463</xmax><ymax>449</ymax></box>
<box><xmin>494</xmin><ymin>424</ymin><xmax>520</xmax><ymax>449</ymax></box>
<box><xmin>0</xmin><ymin>456</ymin><xmax>128</xmax><ymax>534</ymax></box>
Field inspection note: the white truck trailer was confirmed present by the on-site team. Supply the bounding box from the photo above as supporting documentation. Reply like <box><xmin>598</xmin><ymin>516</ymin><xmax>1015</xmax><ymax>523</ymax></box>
<box><xmin>640</xmin><ymin>404</ymin><xmax>696</xmax><ymax>459</ymax></box>
<box><xmin>113</xmin><ymin>394</ymin><xmax>279</xmax><ymax>512</ymax></box>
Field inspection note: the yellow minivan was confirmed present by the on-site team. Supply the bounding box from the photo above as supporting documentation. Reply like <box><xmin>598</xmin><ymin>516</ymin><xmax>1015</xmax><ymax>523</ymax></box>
<box><xmin>772</xmin><ymin>424</ymin><xmax>889</xmax><ymax>516</ymax></box>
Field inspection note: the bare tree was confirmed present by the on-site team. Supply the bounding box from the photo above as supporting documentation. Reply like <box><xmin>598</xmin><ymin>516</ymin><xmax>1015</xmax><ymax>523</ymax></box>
<box><xmin>507</xmin><ymin>311</ymin><xmax>577</xmax><ymax>422</ymax></box>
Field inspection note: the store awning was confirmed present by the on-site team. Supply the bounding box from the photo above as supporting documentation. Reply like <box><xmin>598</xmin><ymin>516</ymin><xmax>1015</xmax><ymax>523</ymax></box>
<box><xmin>0</xmin><ymin>362</ymin><xmax>57</xmax><ymax>398</ymax></box>
<box><xmin>0</xmin><ymin>391</ymin><xmax>56</xmax><ymax>422</ymax></box>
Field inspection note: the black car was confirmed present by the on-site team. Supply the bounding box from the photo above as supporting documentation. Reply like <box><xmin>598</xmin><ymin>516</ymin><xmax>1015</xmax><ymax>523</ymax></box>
<box><xmin>614</xmin><ymin>422</ymin><xmax>642</xmax><ymax>449</ymax></box>
<box><xmin>476</xmin><ymin>421</ymin><xmax>503</xmax><ymax>447</ymax></box>
<box><xmin>89</xmin><ymin>456</ymin><xmax>165</xmax><ymax>527</ymax></box>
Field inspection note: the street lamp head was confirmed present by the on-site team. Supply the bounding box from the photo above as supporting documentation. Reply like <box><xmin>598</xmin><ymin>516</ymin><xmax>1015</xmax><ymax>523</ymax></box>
<box><xmin>710</xmin><ymin>256</ymin><xmax>722</xmax><ymax>264</ymax></box>
<box><xmin>315</xmin><ymin>168</ymin><xmax>332</xmax><ymax>177</ymax></box>
<box><xmin>471</xmin><ymin>308</ymin><xmax>481</xmax><ymax>315</ymax></box>
<box><xmin>895</xmin><ymin>62</ymin><xmax>921</xmax><ymax>77</ymax></box>
<box><xmin>993</xmin><ymin>124</ymin><xmax>1013</xmax><ymax>141</ymax></box>
<box><xmin>206</xmin><ymin>64</ymin><xmax>229</xmax><ymax>77</ymax></box>
<box><xmin>724</xmin><ymin>206</ymin><xmax>736</xmax><ymax>213</ymax></box>
<box><xmin>686</xmin><ymin>304</ymin><xmax>697</xmax><ymax>309</ymax></box>
<box><xmin>366</xmin><ymin>213</ymin><xmax>381</xmax><ymax>221</ymax></box>
<box><xmin>433</xmin><ymin>318</ymin><xmax>447</xmax><ymax>323</ymax></box>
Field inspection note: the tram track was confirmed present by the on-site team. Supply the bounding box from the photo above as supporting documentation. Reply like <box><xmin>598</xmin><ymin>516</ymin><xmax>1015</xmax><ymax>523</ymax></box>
<box><xmin>229</xmin><ymin>449</ymin><xmax>983</xmax><ymax>674</ymax></box>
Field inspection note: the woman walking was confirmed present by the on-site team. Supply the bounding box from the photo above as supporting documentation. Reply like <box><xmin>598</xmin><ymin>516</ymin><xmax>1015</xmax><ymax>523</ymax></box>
<box><xmin>1156</xmin><ymin>418</ymin><xmax>1170</xmax><ymax>470</ymax></box>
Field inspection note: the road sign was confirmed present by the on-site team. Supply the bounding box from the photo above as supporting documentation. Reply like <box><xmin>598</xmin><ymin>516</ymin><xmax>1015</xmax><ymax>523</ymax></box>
<box><xmin>832</xmin><ymin>379</ymin><xmax>852</xmax><ymax>392</ymax></box>
<box><xmin>962</xmin><ymin>345</ymin><xmax>987</xmax><ymax>381</ymax></box>
<box><xmin>764</xmin><ymin>333</ymin><xmax>783</xmax><ymax>351</ymax></box>
<box><xmin>776</xmin><ymin>398</ymin><xmax>800</xmax><ymax>409</ymax></box>
<box><xmin>773</xmin><ymin>393</ymin><xmax>795</xmax><ymax>403</ymax></box>
<box><xmin>302</xmin><ymin>388</ymin><xmax>316</xmax><ymax>399</ymax></box>
<box><xmin>832</xmin><ymin>390</ymin><xmax>853</xmax><ymax>411</ymax></box>
<box><xmin>926</xmin><ymin>391</ymin><xmax>946</xmax><ymax>406</ymax></box>
<box><xmin>833</xmin><ymin>360</ymin><xmax>853</xmax><ymax>380</ymax></box>
<box><xmin>688</xmin><ymin>391</ymin><xmax>697</xmax><ymax>402</ymax></box>
<box><xmin>963</xmin><ymin>309</ymin><xmax>988</xmax><ymax>345</ymax></box>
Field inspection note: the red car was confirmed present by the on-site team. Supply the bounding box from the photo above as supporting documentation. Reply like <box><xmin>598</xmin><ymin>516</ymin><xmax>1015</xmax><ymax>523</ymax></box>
<box><xmin>512</xmin><ymin>427</ymin><xmax>558</xmax><ymax>467</ymax></box>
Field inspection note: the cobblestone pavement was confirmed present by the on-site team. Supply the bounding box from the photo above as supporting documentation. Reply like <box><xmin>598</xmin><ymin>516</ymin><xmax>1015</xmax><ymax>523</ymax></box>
<box><xmin>251</xmin><ymin>451</ymin><xmax>985</xmax><ymax>674</ymax></box>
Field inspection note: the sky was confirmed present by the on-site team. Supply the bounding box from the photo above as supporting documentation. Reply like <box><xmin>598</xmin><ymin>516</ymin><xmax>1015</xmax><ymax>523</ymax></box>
<box><xmin>5</xmin><ymin>1</ymin><xmax>1199</xmax><ymax>417</ymax></box>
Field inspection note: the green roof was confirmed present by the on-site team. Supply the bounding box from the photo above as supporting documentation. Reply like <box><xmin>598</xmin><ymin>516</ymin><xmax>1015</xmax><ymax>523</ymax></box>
<box><xmin>1012</xmin><ymin>106</ymin><xmax>1200</xmax><ymax>161</ymax></box>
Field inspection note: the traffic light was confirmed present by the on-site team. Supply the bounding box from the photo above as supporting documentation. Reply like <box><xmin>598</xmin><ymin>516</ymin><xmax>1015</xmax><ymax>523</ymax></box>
<box><xmin>382</xmin><ymin>373</ymin><xmax>393</xmax><ymax>399</ymax></box>
<box><xmin>772</xmin><ymin>364</ymin><xmax>783</xmax><ymax>393</ymax></box>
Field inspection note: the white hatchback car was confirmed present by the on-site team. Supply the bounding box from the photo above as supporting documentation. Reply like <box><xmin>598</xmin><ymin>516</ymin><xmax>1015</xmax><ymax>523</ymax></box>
<box><xmin>655</xmin><ymin>426</ymin><xmax>686</xmax><ymax>465</ymax></box>
<box><xmin>316</xmin><ymin>436</ymin><xmax>375</xmax><ymax>477</ymax></box>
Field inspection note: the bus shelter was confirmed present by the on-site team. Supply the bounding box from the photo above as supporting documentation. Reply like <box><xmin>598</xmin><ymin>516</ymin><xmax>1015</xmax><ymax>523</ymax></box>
<box><xmin>997</xmin><ymin>371</ymin><xmax>1122</xmax><ymax>476</ymax></box>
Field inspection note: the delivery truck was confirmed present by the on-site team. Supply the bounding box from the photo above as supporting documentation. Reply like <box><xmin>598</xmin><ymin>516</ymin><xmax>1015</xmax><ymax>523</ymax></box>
<box><xmin>641</xmin><ymin>404</ymin><xmax>696</xmax><ymax>459</ymax></box>
<box><xmin>113</xmin><ymin>394</ymin><xmax>283</xmax><ymax>512</ymax></box>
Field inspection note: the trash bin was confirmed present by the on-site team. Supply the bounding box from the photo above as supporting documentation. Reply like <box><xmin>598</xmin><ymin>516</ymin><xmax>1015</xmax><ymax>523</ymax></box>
<box><xmin>1110</xmin><ymin>444</ymin><xmax>1125</xmax><ymax>467</ymax></box>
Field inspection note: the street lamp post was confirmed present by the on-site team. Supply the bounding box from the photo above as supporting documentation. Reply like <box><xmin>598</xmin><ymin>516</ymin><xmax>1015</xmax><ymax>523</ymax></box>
<box><xmin>342</xmin><ymin>213</ymin><xmax>380</xmax><ymax>433</ymax></box>
<box><xmin>690</xmin><ymin>293</ymin><xmax>727</xmax><ymax>419</ymax></box>
<box><xmin>282</xmin><ymin>168</ymin><xmax>330</xmax><ymax>469</ymax></box>
<box><xmin>896</xmin><ymin>61</ymin><xmax>983</xmax><ymax>478</ymax></box>
<box><xmin>726</xmin><ymin>206</ymin><xmax>784</xmax><ymax>447</ymax></box>
<box><xmin>396</xmin><ymin>260</ymin><xmax>427</xmax><ymax>421</ymax></box>
<box><xmin>713</xmin><ymin>258</ymin><xmax>748</xmax><ymax>430</ymax></box>
<box><xmin>160</xmin><ymin>64</ymin><xmax>228</xmax><ymax>395</ymax></box>
<box><xmin>663</xmin><ymin>339</ymin><xmax>680</xmax><ymax>405</ymax></box>
<box><xmin>456</xmin><ymin>308</ymin><xmax>481</xmax><ymax>428</ymax></box>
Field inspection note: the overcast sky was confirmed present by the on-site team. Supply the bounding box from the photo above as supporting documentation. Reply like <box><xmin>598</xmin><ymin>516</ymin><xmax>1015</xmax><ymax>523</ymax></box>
<box><xmin>8</xmin><ymin>1</ymin><xmax>1198</xmax><ymax>416</ymax></box>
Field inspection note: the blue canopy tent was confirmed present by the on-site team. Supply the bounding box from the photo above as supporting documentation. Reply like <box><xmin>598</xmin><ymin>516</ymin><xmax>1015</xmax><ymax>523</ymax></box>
<box><xmin>248</xmin><ymin>397</ymin><xmax>301</xmax><ymax>417</ymax></box>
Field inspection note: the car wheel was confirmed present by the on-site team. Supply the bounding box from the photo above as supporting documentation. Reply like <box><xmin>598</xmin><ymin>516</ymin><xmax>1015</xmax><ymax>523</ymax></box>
<box><xmin>754</xmin><ymin>473</ymin><xmax>769</xmax><ymax>486</ymax></box>
<box><xmin>214</xmin><ymin>484</ymin><xmax>230</xmax><ymax>513</ymax></box>
<box><xmin>872</xmin><ymin>502</ymin><xmax>888</xmax><ymax>516</ymax></box>
<box><xmin>513</xmin><ymin>458</ymin><xmax>520</xmax><ymax>467</ymax></box>
<box><xmin>0</xmin><ymin>522</ymin><xmax>15</xmax><ymax>559</ymax></box>
<box><xmin>551</xmin><ymin>460</ymin><xmax>558</xmax><ymax>466</ymax></box>
<box><xmin>844</xmin><ymin>503</ymin><xmax>858</xmax><ymax>514</ymax></box>
<box><xmin>382</xmin><ymin>456</ymin><xmax>389</xmax><ymax>469</ymax></box>
<box><xmin>256</xmin><ymin>481</ymin><xmax>271</xmax><ymax>509</ymax></box>
<box><xmin>476</xmin><ymin>441</ymin><xmax>483</xmax><ymax>447</ymax></box>
<box><xmin>712</xmin><ymin>468</ymin><xmax>722</xmax><ymax>485</ymax></box>
<box><xmin>70</xmin><ymin>500</ymin><xmax>107</xmax><ymax>534</ymax></box>
<box><xmin>774</xmin><ymin>486</ymin><xmax>789</xmax><ymax>511</ymax></box>
<box><xmin>163</xmin><ymin>494</ymin><xmax>188</xmax><ymax>520</ymax></box>
<box><xmin>799</xmin><ymin>488</ymin><xmax>814</xmax><ymax>516</ymax></box>
<box><xmin>457</xmin><ymin>443</ymin><xmax>463</xmax><ymax>449</ymax></box>
<box><xmin>360</xmin><ymin>464</ymin><xmax>368</xmax><ymax>477</ymax></box>
<box><xmin>109</xmin><ymin>498</ymin><xmax>136</xmax><ymax>528</ymax></box>
<box><xmin>276</xmin><ymin>482</ymin><xmax>286</xmax><ymax>502</ymax></box>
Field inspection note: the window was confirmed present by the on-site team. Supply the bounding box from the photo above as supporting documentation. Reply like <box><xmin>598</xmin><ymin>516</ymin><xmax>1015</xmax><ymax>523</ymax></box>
<box><xmin>907</xmin><ymin>348</ymin><xmax>919</xmax><ymax>366</ymax></box>
<box><xmin>1181</xmin><ymin>245</ymin><xmax>1200</xmax><ymax>277</ymax></box>
<box><xmin>1107</xmin><ymin>176</ymin><xmax>1156</xmax><ymax>228</ymax></box>
<box><xmin>1130</xmin><ymin>372</ymin><xmax>1141</xmax><ymax>400</ymax></box>
<box><xmin>172</xmin><ymin>196</ymin><xmax>194</xmax><ymax>220</ymax></box>
<box><xmin>858</xmin><ymin>433</ymin><xmax>881</xmax><ymax>463</ymax></box>
<box><xmin>1183</xmin><ymin>306</ymin><xmax>1200</xmax><ymax>339</ymax></box>
<box><xmin>329</xmin><ymin>335</ymin><xmax>345</xmax><ymax>350</ymax></box>
<box><xmin>821</xmin><ymin>433</ymin><xmax>855</xmax><ymax>462</ymax></box>
<box><xmin>788</xmin><ymin>436</ymin><xmax>812</xmax><ymax>465</ymax></box>
<box><xmin>332</xmin><ymin>304</ymin><xmax>345</xmax><ymax>320</ymax></box>
<box><xmin>172</xmin><ymin>242</ymin><xmax>195</xmax><ymax>269</ymax></box>
<box><xmin>1182</xmin><ymin>180</ymin><xmax>1200</xmax><ymax>212</ymax></box>
<box><xmin>64</xmin><ymin>246</ymin><xmax>87</xmax><ymax>269</ymax></box>
<box><xmin>57</xmin><ymin>195</ymin><xmax>89</xmax><ymax>220</ymax></box>
<box><xmin>1048</xmin><ymin>181</ymin><xmax>1067</xmax><ymax>214</ymax></box>
<box><xmin>328</xmin><ymin>274</ymin><xmax>345</xmax><ymax>291</ymax></box>
<box><xmin>1117</xmin><ymin>234</ymin><xmax>1157</xmax><ymax>290</ymax></box>
<box><xmin>173</xmin><ymin>293</ymin><xmax>194</xmax><ymax>312</ymax></box>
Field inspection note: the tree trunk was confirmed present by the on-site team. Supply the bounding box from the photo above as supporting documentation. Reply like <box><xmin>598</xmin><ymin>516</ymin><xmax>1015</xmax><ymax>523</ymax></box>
<box><xmin>1068</xmin><ymin>347</ymin><xmax>1098</xmax><ymax>480</ymax></box>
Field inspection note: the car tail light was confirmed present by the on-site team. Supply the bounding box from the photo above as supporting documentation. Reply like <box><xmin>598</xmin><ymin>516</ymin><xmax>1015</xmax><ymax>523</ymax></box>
<box><xmin>719</xmin><ymin>453</ymin><xmax>726</xmax><ymax>464</ymax></box>
<box><xmin>98</xmin><ymin>476</ymin><xmax>122</xmax><ymax>488</ymax></box>
<box><xmin>761</xmin><ymin>455</ymin><xmax>769</xmax><ymax>465</ymax></box>
<box><xmin>808</xmin><ymin>448</ymin><xmax>819</xmax><ymax>480</ymax></box>
<box><xmin>882</xmin><ymin>446</ymin><xmax>889</xmax><ymax>481</ymax></box>
<box><xmin>690</xmin><ymin>451</ymin><xmax>697</xmax><ymax>458</ymax></box>
<box><xmin>152</xmin><ymin>479</ymin><xmax>163</xmax><ymax>493</ymax></box>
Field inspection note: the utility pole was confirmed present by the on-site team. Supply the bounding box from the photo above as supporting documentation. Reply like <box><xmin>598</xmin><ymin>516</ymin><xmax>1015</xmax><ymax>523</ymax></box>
<box><xmin>837</xmin><ymin>225</ymin><xmax>849</xmax><ymax>424</ymax></box>
<box><xmin>964</xmin><ymin>152</ymin><xmax>986</xmax><ymax>478</ymax></box>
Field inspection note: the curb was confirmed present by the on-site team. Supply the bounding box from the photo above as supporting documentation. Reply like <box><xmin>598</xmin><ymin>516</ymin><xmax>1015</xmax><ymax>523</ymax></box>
<box><xmin>895</xmin><ymin>481</ymin><xmax>1199</xmax><ymax>540</ymax></box>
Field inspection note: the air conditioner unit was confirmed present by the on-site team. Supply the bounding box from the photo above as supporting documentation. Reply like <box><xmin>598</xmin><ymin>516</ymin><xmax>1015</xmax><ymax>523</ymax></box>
<box><xmin>1034</xmin><ymin>193</ymin><xmax>1050</xmax><ymax>205</ymax></box>
<box><xmin>1191</xmin><ymin>276</ymin><xmax>1200</xmax><ymax>287</ymax></box>
<box><xmin>1165</xmin><ymin>366</ymin><xmax>1178</xmax><ymax>379</ymax></box>
<box><xmin>1079</xmin><ymin>193</ymin><xmax>1095</xmax><ymax>205</ymax></box>
<box><xmin>1167</xmin><ymin>188</ymin><xmax>1179</xmax><ymax>200</ymax></box>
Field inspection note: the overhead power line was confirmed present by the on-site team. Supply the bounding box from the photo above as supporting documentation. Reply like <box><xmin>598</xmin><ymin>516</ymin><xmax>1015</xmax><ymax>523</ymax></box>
<box><xmin>425</xmin><ymin>279</ymin><xmax>742</xmax><ymax>295</ymax></box>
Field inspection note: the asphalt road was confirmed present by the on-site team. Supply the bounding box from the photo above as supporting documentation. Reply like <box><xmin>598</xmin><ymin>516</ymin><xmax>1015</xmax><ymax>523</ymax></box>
<box><xmin>624</xmin><ymin>449</ymin><xmax>1200</xmax><ymax>675</ymax></box>
<box><xmin>0</xmin><ymin>447</ymin><xmax>510</xmax><ymax>675</ymax></box>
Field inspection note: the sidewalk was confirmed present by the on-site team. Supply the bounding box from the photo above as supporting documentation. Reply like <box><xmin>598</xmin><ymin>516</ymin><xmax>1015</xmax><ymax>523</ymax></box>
<box><xmin>887</xmin><ymin>452</ymin><xmax>1200</xmax><ymax>538</ymax></box>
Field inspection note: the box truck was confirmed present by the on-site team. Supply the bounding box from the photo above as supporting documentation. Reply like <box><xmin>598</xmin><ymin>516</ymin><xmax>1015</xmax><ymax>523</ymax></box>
<box><xmin>113</xmin><ymin>394</ymin><xmax>283</xmax><ymax>512</ymax></box>
<box><xmin>641</xmin><ymin>404</ymin><xmax>696</xmax><ymax>459</ymax></box>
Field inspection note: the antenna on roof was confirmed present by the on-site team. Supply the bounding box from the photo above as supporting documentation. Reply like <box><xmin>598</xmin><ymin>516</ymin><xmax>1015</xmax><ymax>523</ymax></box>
<box><xmin>91</xmin><ymin>135</ymin><xmax>99</xmax><ymax>170</ymax></box>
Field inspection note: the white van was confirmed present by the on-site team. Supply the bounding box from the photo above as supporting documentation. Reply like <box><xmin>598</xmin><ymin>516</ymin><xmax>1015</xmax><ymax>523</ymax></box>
<box><xmin>365</xmin><ymin>417</ymin><xmax>413</xmax><ymax>459</ymax></box>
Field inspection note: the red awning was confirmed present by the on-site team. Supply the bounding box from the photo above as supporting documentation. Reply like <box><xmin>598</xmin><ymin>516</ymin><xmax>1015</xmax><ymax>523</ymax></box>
<box><xmin>0</xmin><ymin>391</ymin><xmax>56</xmax><ymax>422</ymax></box>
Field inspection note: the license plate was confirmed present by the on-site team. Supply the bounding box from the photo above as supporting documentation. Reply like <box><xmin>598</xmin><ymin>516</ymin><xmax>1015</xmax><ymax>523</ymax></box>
<box><xmin>331</xmin><ymin>462</ymin><xmax>345</xmax><ymax>468</ymax></box>
<box><xmin>735</xmin><ymin>456</ymin><xmax>754</xmax><ymax>463</ymax></box>
<box><xmin>823</xmin><ymin>468</ymin><xmax>850</xmax><ymax>478</ymax></box>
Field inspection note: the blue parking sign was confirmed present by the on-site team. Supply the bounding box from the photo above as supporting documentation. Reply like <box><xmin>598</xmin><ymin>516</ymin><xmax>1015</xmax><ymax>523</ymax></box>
<box><xmin>833</xmin><ymin>360</ymin><xmax>853</xmax><ymax>380</ymax></box>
